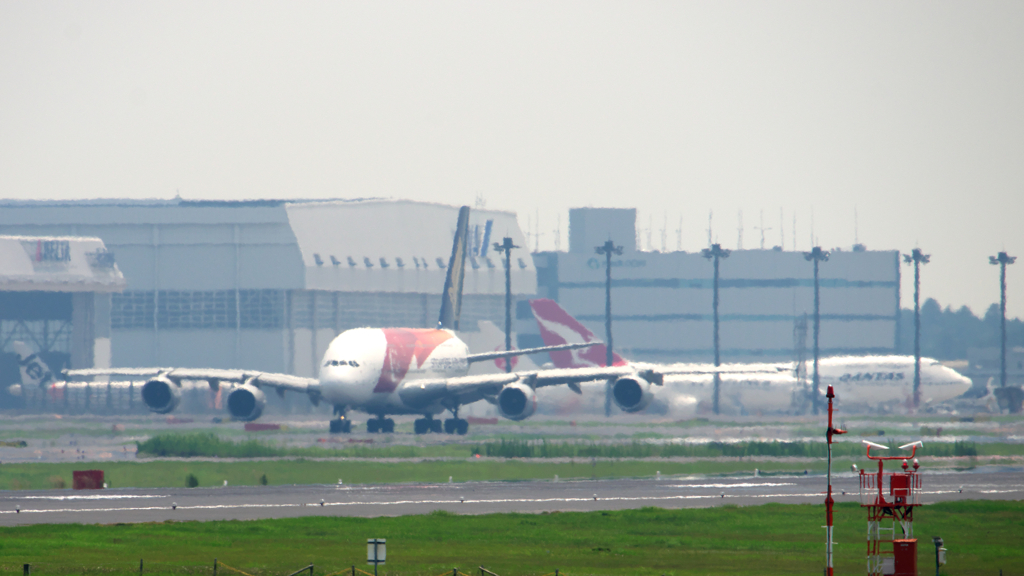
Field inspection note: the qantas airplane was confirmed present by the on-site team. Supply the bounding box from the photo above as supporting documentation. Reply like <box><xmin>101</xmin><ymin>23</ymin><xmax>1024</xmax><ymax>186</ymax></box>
<box><xmin>15</xmin><ymin>207</ymin><xmax>732</xmax><ymax>435</ymax></box>
<box><xmin>529</xmin><ymin>299</ymin><xmax>974</xmax><ymax>414</ymax></box>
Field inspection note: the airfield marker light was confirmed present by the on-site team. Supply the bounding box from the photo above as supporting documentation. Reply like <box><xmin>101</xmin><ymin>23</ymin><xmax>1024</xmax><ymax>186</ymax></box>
<box><xmin>804</xmin><ymin>247</ymin><xmax>829</xmax><ymax>415</ymax></box>
<box><xmin>701</xmin><ymin>243</ymin><xmax>731</xmax><ymax>414</ymax></box>
<box><xmin>932</xmin><ymin>536</ymin><xmax>946</xmax><ymax>576</ymax></box>
<box><xmin>913</xmin><ymin>459</ymin><xmax>920</xmax><ymax>471</ymax></box>
<box><xmin>989</xmin><ymin>251</ymin><xmax>1017</xmax><ymax>409</ymax></box>
<box><xmin>320</xmin><ymin>499</ymin><xmax>325</xmax><ymax>507</ymax></box>
<box><xmin>460</xmin><ymin>496</ymin><xmax>464</xmax><ymax>503</ymax></box>
<box><xmin>720</xmin><ymin>492</ymin><xmax>725</xmax><ymax>498</ymax></box>
<box><xmin>851</xmin><ymin>464</ymin><xmax>858</xmax><ymax>473</ymax></box>
<box><xmin>904</xmin><ymin>249</ymin><xmax>930</xmax><ymax>409</ymax></box>
<box><xmin>593</xmin><ymin>494</ymin><xmax>598</xmax><ymax>501</ymax></box>
<box><xmin>15</xmin><ymin>505</ymin><xmax>19</xmax><ymax>514</ymax></box>
<box><xmin>596</xmin><ymin>239</ymin><xmax>624</xmax><ymax>416</ymax></box>
<box><xmin>171</xmin><ymin>502</ymin><xmax>177</xmax><ymax>510</ymax></box>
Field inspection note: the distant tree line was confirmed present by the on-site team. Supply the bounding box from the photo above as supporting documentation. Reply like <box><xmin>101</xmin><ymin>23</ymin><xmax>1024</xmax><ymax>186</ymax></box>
<box><xmin>897</xmin><ymin>299</ymin><xmax>1024</xmax><ymax>360</ymax></box>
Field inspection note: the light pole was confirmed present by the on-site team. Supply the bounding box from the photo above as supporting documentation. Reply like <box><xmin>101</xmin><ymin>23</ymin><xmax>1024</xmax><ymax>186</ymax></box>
<box><xmin>804</xmin><ymin>246</ymin><xmax>830</xmax><ymax>415</ymax></box>
<box><xmin>989</xmin><ymin>252</ymin><xmax>1016</xmax><ymax>391</ymax></box>
<box><xmin>701</xmin><ymin>243</ymin><xmax>731</xmax><ymax>415</ymax></box>
<box><xmin>595</xmin><ymin>240</ymin><xmax>623</xmax><ymax>416</ymax></box>
<box><xmin>903</xmin><ymin>248</ymin><xmax>930</xmax><ymax>410</ymax></box>
<box><xmin>494</xmin><ymin>237</ymin><xmax>519</xmax><ymax>373</ymax></box>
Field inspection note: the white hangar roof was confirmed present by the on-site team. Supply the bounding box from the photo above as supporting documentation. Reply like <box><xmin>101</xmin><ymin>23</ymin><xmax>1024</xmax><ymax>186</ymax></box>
<box><xmin>286</xmin><ymin>199</ymin><xmax>535</xmax><ymax>295</ymax></box>
<box><xmin>0</xmin><ymin>235</ymin><xmax>126</xmax><ymax>292</ymax></box>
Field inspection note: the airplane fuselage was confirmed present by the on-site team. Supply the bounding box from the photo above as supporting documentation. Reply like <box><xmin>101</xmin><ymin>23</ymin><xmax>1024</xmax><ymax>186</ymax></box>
<box><xmin>317</xmin><ymin>327</ymin><xmax>471</xmax><ymax>415</ymax></box>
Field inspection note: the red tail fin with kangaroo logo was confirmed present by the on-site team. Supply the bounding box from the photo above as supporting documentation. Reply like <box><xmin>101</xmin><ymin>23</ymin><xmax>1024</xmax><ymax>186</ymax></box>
<box><xmin>528</xmin><ymin>299</ymin><xmax>627</xmax><ymax>369</ymax></box>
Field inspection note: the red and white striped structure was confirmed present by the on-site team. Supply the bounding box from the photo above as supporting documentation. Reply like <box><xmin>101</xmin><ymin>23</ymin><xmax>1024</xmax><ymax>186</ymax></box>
<box><xmin>824</xmin><ymin>384</ymin><xmax>847</xmax><ymax>576</ymax></box>
<box><xmin>860</xmin><ymin>439</ymin><xmax>923</xmax><ymax>576</ymax></box>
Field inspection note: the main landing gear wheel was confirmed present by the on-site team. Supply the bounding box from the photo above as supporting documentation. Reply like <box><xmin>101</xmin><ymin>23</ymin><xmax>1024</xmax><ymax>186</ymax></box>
<box><xmin>443</xmin><ymin>418</ymin><xmax>469</xmax><ymax>435</ymax></box>
<box><xmin>367</xmin><ymin>417</ymin><xmax>395</xmax><ymax>433</ymax></box>
<box><xmin>414</xmin><ymin>417</ymin><xmax>442</xmax><ymax>434</ymax></box>
<box><xmin>329</xmin><ymin>418</ymin><xmax>351</xmax><ymax>434</ymax></box>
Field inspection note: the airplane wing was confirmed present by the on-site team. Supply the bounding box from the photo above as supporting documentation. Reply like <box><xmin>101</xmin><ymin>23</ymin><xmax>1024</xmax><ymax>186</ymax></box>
<box><xmin>60</xmin><ymin>367</ymin><xmax>320</xmax><ymax>395</ymax></box>
<box><xmin>465</xmin><ymin>341</ymin><xmax>598</xmax><ymax>363</ymax></box>
<box><xmin>397</xmin><ymin>365</ymin><xmax>659</xmax><ymax>408</ymax></box>
<box><xmin>398</xmin><ymin>361</ymin><xmax>791</xmax><ymax>410</ymax></box>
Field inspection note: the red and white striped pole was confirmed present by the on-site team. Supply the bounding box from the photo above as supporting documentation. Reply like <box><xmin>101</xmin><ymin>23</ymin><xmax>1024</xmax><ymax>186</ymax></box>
<box><xmin>825</xmin><ymin>384</ymin><xmax>847</xmax><ymax>576</ymax></box>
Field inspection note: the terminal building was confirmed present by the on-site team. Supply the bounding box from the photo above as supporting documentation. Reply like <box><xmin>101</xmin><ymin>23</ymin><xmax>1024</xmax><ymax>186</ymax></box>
<box><xmin>0</xmin><ymin>235</ymin><xmax>125</xmax><ymax>409</ymax></box>
<box><xmin>525</xmin><ymin>208</ymin><xmax>900</xmax><ymax>364</ymax></box>
<box><xmin>0</xmin><ymin>199</ymin><xmax>534</xmax><ymax>380</ymax></box>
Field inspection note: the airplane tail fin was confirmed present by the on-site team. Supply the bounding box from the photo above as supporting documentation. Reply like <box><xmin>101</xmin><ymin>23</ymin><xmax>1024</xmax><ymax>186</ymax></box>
<box><xmin>438</xmin><ymin>206</ymin><xmax>471</xmax><ymax>330</ymax></box>
<box><xmin>528</xmin><ymin>299</ymin><xmax>627</xmax><ymax>368</ymax></box>
<box><xmin>14</xmin><ymin>341</ymin><xmax>56</xmax><ymax>389</ymax></box>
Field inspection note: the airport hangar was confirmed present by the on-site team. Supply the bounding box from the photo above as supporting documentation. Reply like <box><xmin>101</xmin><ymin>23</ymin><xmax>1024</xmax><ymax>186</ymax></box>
<box><xmin>0</xmin><ymin>199</ymin><xmax>535</xmax><ymax>384</ymax></box>
<box><xmin>0</xmin><ymin>200</ymin><xmax>899</xmax><ymax>412</ymax></box>
<box><xmin>0</xmin><ymin>235</ymin><xmax>125</xmax><ymax>409</ymax></box>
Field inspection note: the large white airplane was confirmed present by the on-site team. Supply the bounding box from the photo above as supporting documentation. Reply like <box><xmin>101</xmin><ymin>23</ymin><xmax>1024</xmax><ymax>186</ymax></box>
<box><xmin>11</xmin><ymin>207</ymin><xmax>735</xmax><ymax>435</ymax></box>
<box><xmin>529</xmin><ymin>299</ymin><xmax>974</xmax><ymax>414</ymax></box>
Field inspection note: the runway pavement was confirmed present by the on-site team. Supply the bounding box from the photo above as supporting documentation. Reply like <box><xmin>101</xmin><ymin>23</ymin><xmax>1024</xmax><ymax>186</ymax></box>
<box><xmin>1</xmin><ymin>467</ymin><xmax>1021</xmax><ymax>526</ymax></box>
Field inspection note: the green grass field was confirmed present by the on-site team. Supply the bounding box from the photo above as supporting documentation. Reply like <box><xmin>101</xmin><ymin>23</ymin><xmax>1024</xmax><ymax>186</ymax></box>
<box><xmin>0</xmin><ymin>458</ymin><xmax>833</xmax><ymax>491</ymax></box>
<box><xmin>0</xmin><ymin>501</ymin><xmax>1020</xmax><ymax>575</ymax></box>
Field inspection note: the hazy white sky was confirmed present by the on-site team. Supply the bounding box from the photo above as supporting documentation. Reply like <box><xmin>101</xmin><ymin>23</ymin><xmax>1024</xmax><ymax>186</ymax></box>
<box><xmin>1</xmin><ymin>1</ymin><xmax>1021</xmax><ymax>316</ymax></box>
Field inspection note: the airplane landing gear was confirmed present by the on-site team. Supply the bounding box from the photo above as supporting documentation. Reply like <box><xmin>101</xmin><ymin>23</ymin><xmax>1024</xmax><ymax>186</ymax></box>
<box><xmin>414</xmin><ymin>416</ymin><xmax>442</xmax><ymax>434</ymax></box>
<box><xmin>443</xmin><ymin>407</ymin><xmax>469</xmax><ymax>435</ymax></box>
<box><xmin>330</xmin><ymin>406</ymin><xmax>351</xmax><ymax>434</ymax></box>
<box><xmin>443</xmin><ymin>418</ymin><xmax>469</xmax><ymax>435</ymax></box>
<box><xmin>367</xmin><ymin>416</ymin><xmax>395</xmax><ymax>433</ymax></box>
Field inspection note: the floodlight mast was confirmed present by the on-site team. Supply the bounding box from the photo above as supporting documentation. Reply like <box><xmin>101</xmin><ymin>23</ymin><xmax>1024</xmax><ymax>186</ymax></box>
<box><xmin>701</xmin><ymin>243</ymin><xmax>731</xmax><ymax>415</ymax></box>
<box><xmin>824</xmin><ymin>384</ymin><xmax>847</xmax><ymax>576</ymax></box>
<box><xmin>596</xmin><ymin>240</ymin><xmax>623</xmax><ymax>416</ymax></box>
<box><xmin>989</xmin><ymin>252</ymin><xmax>1016</xmax><ymax>393</ymax></box>
<box><xmin>903</xmin><ymin>249</ymin><xmax>930</xmax><ymax>410</ymax></box>
<box><xmin>494</xmin><ymin>237</ymin><xmax>519</xmax><ymax>373</ymax></box>
<box><xmin>804</xmin><ymin>246</ymin><xmax>830</xmax><ymax>414</ymax></box>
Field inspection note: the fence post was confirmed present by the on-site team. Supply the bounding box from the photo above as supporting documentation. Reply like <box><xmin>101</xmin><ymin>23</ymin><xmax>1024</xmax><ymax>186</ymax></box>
<box><xmin>23</xmin><ymin>564</ymin><xmax>29</xmax><ymax>576</ymax></box>
<box><xmin>214</xmin><ymin>558</ymin><xmax>218</xmax><ymax>576</ymax></box>
<box><xmin>140</xmin><ymin>559</ymin><xmax>144</xmax><ymax>575</ymax></box>
<box><xmin>351</xmin><ymin>565</ymin><xmax>355</xmax><ymax>576</ymax></box>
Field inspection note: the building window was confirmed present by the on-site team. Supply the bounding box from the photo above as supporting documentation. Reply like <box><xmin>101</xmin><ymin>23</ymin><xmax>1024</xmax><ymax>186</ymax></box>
<box><xmin>112</xmin><ymin>291</ymin><xmax>155</xmax><ymax>329</ymax></box>
<box><xmin>113</xmin><ymin>289</ymin><xmax>284</xmax><ymax>330</ymax></box>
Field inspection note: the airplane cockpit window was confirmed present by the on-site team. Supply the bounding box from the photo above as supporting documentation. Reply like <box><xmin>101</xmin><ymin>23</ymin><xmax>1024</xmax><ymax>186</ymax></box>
<box><xmin>349</xmin><ymin>360</ymin><xmax>359</xmax><ymax>367</ymax></box>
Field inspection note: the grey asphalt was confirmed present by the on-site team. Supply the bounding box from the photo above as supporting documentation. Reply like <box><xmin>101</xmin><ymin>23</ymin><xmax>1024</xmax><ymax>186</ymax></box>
<box><xmin>1</xmin><ymin>468</ymin><xmax>1020</xmax><ymax>526</ymax></box>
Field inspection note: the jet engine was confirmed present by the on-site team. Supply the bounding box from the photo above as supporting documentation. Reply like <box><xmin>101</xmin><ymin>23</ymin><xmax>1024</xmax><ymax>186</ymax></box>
<box><xmin>612</xmin><ymin>375</ymin><xmax>655</xmax><ymax>413</ymax></box>
<box><xmin>227</xmin><ymin>384</ymin><xmax>266</xmax><ymax>422</ymax></box>
<box><xmin>497</xmin><ymin>382</ymin><xmax>537</xmax><ymax>421</ymax></box>
<box><xmin>141</xmin><ymin>376</ymin><xmax>182</xmax><ymax>414</ymax></box>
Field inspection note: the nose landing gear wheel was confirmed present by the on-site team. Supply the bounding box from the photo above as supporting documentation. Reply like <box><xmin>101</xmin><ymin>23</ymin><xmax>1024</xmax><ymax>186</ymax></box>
<box><xmin>367</xmin><ymin>419</ymin><xmax>380</xmax><ymax>433</ymax></box>
<box><xmin>329</xmin><ymin>419</ymin><xmax>351</xmax><ymax>434</ymax></box>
